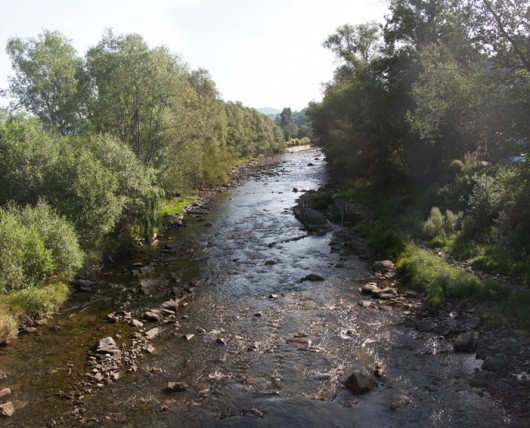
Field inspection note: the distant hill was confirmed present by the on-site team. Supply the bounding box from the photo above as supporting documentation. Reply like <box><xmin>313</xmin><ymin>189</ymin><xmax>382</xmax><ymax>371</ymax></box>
<box><xmin>257</xmin><ymin>107</ymin><xmax>281</xmax><ymax>116</ymax></box>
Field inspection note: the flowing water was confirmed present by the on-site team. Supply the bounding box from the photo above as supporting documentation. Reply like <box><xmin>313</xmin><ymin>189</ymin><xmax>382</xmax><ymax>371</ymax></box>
<box><xmin>0</xmin><ymin>149</ymin><xmax>512</xmax><ymax>427</ymax></box>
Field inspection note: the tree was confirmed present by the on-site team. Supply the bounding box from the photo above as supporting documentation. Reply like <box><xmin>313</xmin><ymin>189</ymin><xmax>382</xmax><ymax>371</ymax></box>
<box><xmin>279</xmin><ymin>107</ymin><xmax>297</xmax><ymax>140</ymax></box>
<box><xmin>6</xmin><ymin>30</ymin><xmax>86</xmax><ymax>135</ymax></box>
<box><xmin>324</xmin><ymin>22</ymin><xmax>381</xmax><ymax>67</ymax></box>
<box><xmin>86</xmin><ymin>30</ymin><xmax>187</xmax><ymax>168</ymax></box>
<box><xmin>406</xmin><ymin>43</ymin><xmax>485</xmax><ymax>177</ymax></box>
<box><xmin>464</xmin><ymin>0</ymin><xmax>530</xmax><ymax>72</ymax></box>
<box><xmin>0</xmin><ymin>111</ymin><xmax>159</xmax><ymax>249</ymax></box>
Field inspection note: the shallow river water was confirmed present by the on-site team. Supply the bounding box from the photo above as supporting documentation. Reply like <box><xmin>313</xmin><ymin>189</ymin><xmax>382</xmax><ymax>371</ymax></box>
<box><xmin>0</xmin><ymin>149</ymin><xmax>512</xmax><ymax>427</ymax></box>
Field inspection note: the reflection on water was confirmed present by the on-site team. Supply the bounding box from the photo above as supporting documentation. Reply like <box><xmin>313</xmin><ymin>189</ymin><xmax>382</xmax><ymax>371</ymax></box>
<box><xmin>0</xmin><ymin>149</ymin><xmax>509</xmax><ymax>427</ymax></box>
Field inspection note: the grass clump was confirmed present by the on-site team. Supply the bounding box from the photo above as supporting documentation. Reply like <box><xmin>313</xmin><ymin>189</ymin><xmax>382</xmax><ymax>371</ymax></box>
<box><xmin>158</xmin><ymin>195</ymin><xmax>196</xmax><ymax>219</ymax></box>
<box><xmin>397</xmin><ymin>244</ymin><xmax>483</xmax><ymax>308</ymax></box>
<box><xmin>312</xmin><ymin>194</ymin><xmax>334</xmax><ymax>210</ymax></box>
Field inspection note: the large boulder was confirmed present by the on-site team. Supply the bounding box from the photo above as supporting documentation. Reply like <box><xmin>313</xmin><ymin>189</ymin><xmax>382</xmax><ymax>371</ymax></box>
<box><xmin>292</xmin><ymin>206</ymin><xmax>331</xmax><ymax>232</ymax></box>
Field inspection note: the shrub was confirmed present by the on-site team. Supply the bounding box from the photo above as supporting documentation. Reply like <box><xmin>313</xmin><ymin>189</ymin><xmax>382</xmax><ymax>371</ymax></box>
<box><xmin>0</xmin><ymin>311</ymin><xmax>18</xmax><ymax>342</ymax></box>
<box><xmin>4</xmin><ymin>281</ymin><xmax>69</xmax><ymax>319</ymax></box>
<box><xmin>444</xmin><ymin>209</ymin><xmax>462</xmax><ymax>232</ymax></box>
<box><xmin>3</xmin><ymin>202</ymin><xmax>84</xmax><ymax>282</ymax></box>
<box><xmin>0</xmin><ymin>211</ymin><xmax>29</xmax><ymax>293</ymax></box>
<box><xmin>423</xmin><ymin>207</ymin><xmax>444</xmax><ymax>240</ymax></box>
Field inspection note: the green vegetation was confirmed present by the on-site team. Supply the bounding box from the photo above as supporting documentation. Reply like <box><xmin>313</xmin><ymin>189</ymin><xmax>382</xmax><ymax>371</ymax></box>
<box><xmin>273</xmin><ymin>107</ymin><xmax>312</xmax><ymax>142</ymax></box>
<box><xmin>309</xmin><ymin>0</ymin><xmax>530</xmax><ymax>321</ymax></box>
<box><xmin>0</xmin><ymin>203</ymin><xmax>80</xmax><ymax>340</ymax></box>
<box><xmin>397</xmin><ymin>245</ymin><xmax>483</xmax><ymax>308</ymax></box>
<box><xmin>0</xmin><ymin>29</ymin><xmax>286</xmax><ymax>341</ymax></box>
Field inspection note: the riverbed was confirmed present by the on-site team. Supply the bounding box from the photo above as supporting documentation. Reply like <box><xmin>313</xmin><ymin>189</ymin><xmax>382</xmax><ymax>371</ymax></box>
<box><xmin>0</xmin><ymin>148</ymin><xmax>513</xmax><ymax>427</ymax></box>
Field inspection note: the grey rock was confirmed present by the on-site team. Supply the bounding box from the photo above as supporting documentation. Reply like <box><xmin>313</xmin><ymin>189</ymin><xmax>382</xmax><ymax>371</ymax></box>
<box><xmin>301</xmin><ymin>273</ymin><xmax>324</xmax><ymax>282</ymax></box>
<box><xmin>144</xmin><ymin>311</ymin><xmax>163</xmax><ymax>322</ymax></box>
<box><xmin>160</xmin><ymin>300</ymin><xmax>179</xmax><ymax>311</ymax></box>
<box><xmin>0</xmin><ymin>401</ymin><xmax>15</xmax><ymax>417</ymax></box>
<box><xmin>482</xmin><ymin>356</ymin><xmax>508</xmax><ymax>372</ymax></box>
<box><xmin>75</xmin><ymin>278</ymin><xmax>95</xmax><ymax>291</ymax></box>
<box><xmin>378</xmin><ymin>292</ymin><xmax>396</xmax><ymax>300</ymax></box>
<box><xmin>454</xmin><ymin>331</ymin><xmax>479</xmax><ymax>353</ymax></box>
<box><xmin>390</xmin><ymin>394</ymin><xmax>412</xmax><ymax>410</ymax></box>
<box><xmin>373</xmin><ymin>260</ymin><xmax>394</xmax><ymax>272</ymax></box>
<box><xmin>292</xmin><ymin>206</ymin><xmax>331</xmax><ymax>232</ymax></box>
<box><xmin>131</xmin><ymin>319</ymin><xmax>144</xmax><ymax>328</ymax></box>
<box><xmin>97</xmin><ymin>337</ymin><xmax>120</xmax><ymax>355</ymax></box>
<box><xmin>344</xmin><ymin>372</ymin><xmax>375</xmax><ymax>394</ymax></box>
<box><xmin>358</xmin><ymin>300</ymin><xmax>373</xmax><ymax>308</ymax></box>
<box><xmin>165</xmin><ymin>382</ymin><xmax>189</xmax><ymax>392</ymax></box>
<box><xmin>470</xmin><ymin>371</ymin><xmax>495</xmax><ymax>388</ymax></box>
<box><xmin>0</xmin><ymin>388</ymin><xmax>11</xmax><ymax>398</ymax></box>
<box><xmin>145</xmin><ymin>327</ymin><xmax>160</xmax><ymax>340</ymax></box>
<box><xmin>361</xmin><ymin>283</ymin><xmax>381</xmax><ymax>295</ymax></box>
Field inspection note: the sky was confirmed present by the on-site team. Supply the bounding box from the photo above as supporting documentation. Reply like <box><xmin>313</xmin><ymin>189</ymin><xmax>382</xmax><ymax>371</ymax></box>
<box><xmin>0</xmin><ymin>0</ymin><xmax>389</xmax><ymax>111</ymax></box>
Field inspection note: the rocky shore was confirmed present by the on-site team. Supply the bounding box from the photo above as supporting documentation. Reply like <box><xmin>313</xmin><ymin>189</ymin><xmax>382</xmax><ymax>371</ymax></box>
<box><xmin>295</xmin><ymin>185</ymin><xmax>530</xmax><ymax>424</ymax></box>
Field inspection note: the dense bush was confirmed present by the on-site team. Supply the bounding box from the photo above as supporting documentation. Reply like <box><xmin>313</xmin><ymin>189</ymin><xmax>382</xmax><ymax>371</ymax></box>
<box><xmin>0</xmin><ymin>202</ymin><xmax>81</xmax><ymax>340</ymax></box>
<box><xmin>0</xmin><ymin>202</ymin><xmax>83</xmax><ymax>294</ymax></box>
<box><xmin>0</xmin><ymin>112</ymin><xmax>161</xmax><ymax>248</ymax></box>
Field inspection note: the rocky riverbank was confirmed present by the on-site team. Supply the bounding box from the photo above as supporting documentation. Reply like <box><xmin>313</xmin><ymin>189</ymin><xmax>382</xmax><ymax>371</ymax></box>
<box><xmin>293</xmin><ymin>185</ymin><xmax>530</xmax><ymax>424</ymax></box>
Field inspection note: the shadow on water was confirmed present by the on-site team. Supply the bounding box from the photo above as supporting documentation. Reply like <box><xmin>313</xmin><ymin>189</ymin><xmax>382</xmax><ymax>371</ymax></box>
<box><xmin>0</xmin><ymin>149</ymin><xmax>511</xmax><ymax>427</ymax></box>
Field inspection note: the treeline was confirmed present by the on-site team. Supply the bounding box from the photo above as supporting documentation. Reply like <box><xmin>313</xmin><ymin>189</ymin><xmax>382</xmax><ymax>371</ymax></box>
<box><xmin>275</xmin><ymin>107</ymin><xmax>312</xmax><ymax>143</ymax></box>
<box><xmin>0</xmin><ymin>30</ymin><xmax>284</xmax><ymax>339</ymax></box>
<box><xmin>309</xmin><ymin>1</ymin><xmax>530</xmax><ymax>286</ymax></box>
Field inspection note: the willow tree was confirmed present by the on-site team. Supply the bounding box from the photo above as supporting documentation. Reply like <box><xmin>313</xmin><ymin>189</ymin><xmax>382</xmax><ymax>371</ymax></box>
<box><xmin>6</xmin><ymin>30</ymin><xmax>87</xmax><ymax>135</ymax></box>
<box><xmin>86</xmin><ymin>30</ymin><xmax>188</xmax><ymax>168</ymax></box>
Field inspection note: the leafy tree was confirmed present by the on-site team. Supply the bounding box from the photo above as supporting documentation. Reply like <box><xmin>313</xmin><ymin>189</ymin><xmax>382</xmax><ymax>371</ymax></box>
<box><xmin>6</xmin><ymin>30</ymin><xmax>86</xmax><ymax>135</ymax></box>
<box><xmin>279</xmin><ymin>107</ymin><xmax>297</xmax><ymax>140</ymax></box>
<box><xmin>464</xmin><ymin>0</ymin><xmax>530</xmax><ymax>72</ymax></box>
<box><xmin>0</xmin><ymin>111</ymin><xmax>158</xmax><ymax>248</ymax></box>
<box><xmin>86</xmin><ymin>30</ymin><xmax>187</xmax><ymax>168</ymax></box>
<box><xmin>324</xmin><ymin>22</ymin><xmax>381</xmax><ymax>67</ymax></box>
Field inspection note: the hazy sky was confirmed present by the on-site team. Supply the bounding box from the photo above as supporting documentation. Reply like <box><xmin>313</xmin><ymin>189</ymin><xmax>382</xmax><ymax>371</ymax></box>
<box><xmin>0</xmin><ymin>0</ymin><xmax>389</xmax><ymax>111</ymax></box>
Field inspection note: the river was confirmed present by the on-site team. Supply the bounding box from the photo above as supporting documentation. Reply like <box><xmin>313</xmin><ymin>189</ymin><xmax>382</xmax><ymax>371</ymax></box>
<box><xmin>0</xmin><ymin>148</ymin><xmax>512</xmax><ymax>427</ymax></box>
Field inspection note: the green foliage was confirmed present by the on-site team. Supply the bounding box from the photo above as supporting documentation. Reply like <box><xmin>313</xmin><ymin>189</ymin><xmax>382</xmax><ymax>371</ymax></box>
<box><xmin>312</xmin><ymin>194</ymin><xmax>335</xmax><ymax>210</ymax></box>
<box><xmin>355</xmin><ymin>219</ymin><xmax>406</xmax><ymax>258</ymax></box>
<box><xmin>310</xmin><ymin>0</ymin><xmax>530</xmax><ymax>286</ymax></box>
<box><xmin>397</xmin><ymin>244</ymin><xmax>483</xmax><ymax>307</ymax></box>
<box><xmin>0</xmin><ymin>112</ymin><xmax>161</xmax><ymax>248</ymax></box>
<box><xmin>280</xmin><ymin>107</ymin><xmax>297</xmax><ymax>140</ymax></box>
<box><xmin>0</xmin><ymin>311</ymin><xmax>18</xmax><ymax>342</ymax></box>
<box><xmin>502</xmin><ymin>290</ymin><xmax>530</xmax><ymax>326</ymax></box>
<box><xmin>6</xmin><ymin>30</ymin><xmax>86</xmax><ymax>134</ymax></box>
<box><xmin>159</xmin><ymin>195</ymin><xmax>196</xmax><ymax>219</ymax></box>
<box><xmin>0</xmin><ymin>202</ymin><xmax>79</xmax><ymax>339</ymax></box>
<box><xmin>0</xmin><ymin>202</ymin><xmax>83</xmax><ymax>295</ymax></box>
<box><xmin>288</xmin><ymin>137</ymin><xmax>311</xmax><ymax>146</ymax></box>
<box><xmin>14</xmin><ymin>200</ymin><xmax>85</xmax><ymax>278</ymax></box>
<box><xmin>3</xmin><ymin>281</ymin><xmax>69</xmax><ymax>319</ymax></box>
<box><xmin>422</xmin><ymin>207</ymin><xmax>445</xmax><ymax>240</ymax></box>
